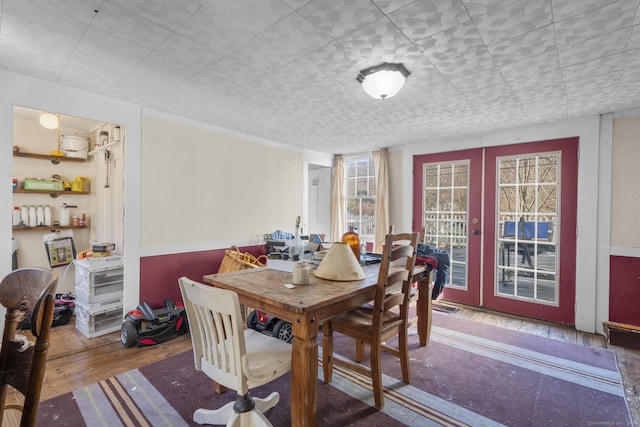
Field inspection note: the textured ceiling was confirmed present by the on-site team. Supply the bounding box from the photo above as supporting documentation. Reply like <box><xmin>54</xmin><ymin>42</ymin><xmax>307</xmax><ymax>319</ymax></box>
<box><xmin>1</xmin><ymin>0</ymin><xmax>639</xmax><ymax>154</ymax></box>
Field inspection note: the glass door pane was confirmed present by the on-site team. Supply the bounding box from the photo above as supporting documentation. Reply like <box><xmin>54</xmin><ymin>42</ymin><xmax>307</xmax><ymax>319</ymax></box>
<box><xmin>496</xmin><ymin>153</ymin><xmax>559</xmax><ymax>304</ymax></box>
<box><xmin>422</xmin><ymin>161</ymin><xmax>469</xmax><ymax>289</ymax></box>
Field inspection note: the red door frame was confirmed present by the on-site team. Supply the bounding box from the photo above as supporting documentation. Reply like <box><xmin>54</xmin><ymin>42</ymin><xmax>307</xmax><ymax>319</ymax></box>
<box><xmin>482</xmin><ymin>138</ymin><xmax>578</xmax><ymax>324</ymax></box>
<box><xmin>413</xmin><ymin>149</ymin><xmax>483</xmax><ymax>306</ymax></box>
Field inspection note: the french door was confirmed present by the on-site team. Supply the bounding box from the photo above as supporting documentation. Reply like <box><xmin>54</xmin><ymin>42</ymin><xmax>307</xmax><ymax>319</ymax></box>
<box><xmin>413</xmin><ymin>149</ymin><xmax>483</xmax><ymax>306</ymax></box>
<box><xmin>413</xmin><ymin>138</ymin><xmax>578</xmax><ymax>324</ymax></box>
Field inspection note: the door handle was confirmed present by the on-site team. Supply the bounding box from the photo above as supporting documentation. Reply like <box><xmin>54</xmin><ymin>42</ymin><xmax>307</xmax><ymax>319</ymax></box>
<box><xmin>471</xmin><ymin>218</ymin><xmax>480</xmax><ymax>235</ymax></box>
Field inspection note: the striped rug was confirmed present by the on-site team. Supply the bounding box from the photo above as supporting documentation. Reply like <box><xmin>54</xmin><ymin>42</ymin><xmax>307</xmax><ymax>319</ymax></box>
<box><xmin>39</xmin><ymin>313</ymin><xmax>632</xmax><ymax>426</ymax></box>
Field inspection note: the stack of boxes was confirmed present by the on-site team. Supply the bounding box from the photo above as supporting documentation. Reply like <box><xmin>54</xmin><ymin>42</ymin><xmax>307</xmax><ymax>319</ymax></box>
<box><xmin>74</xmin><ymin>254</ymin><xmax>124</xmax><ymax>338</ymax></box>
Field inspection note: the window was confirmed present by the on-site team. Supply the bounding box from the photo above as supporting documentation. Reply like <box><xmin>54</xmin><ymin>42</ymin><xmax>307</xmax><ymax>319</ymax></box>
<box><xmin>344</xmin><ymin>156</ymin><xmax>376</xmax><ymax>240</ymax></box>
<box><xmin>496</xmin><ymin>152</ymin><xmax>560</xmax><ymax>303</ymax></box>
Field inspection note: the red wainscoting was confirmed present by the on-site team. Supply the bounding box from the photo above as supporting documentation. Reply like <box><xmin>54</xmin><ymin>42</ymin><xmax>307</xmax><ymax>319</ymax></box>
<box><xmin>139</xmin><ymin>251</ymin><xmax>639</xmax><ymax>326</ymax></box>
<box><xmin>139</xmin><ymin>245</ymin><xmax>267</xmax><ymax>308</ymax></box>
<box><xmin>609</xmin><ymin>255</ymin><xmax>640</xmax><ymax>326</ymax></box>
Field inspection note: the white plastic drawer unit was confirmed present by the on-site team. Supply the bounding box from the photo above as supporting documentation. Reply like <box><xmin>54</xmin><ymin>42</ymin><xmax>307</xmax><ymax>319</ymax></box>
<box><xmin>75</xmin><ymin>290</ymin><xmax>122</xmax><ymax>312</ymax></box>
<box><xmin>75</xmin><ymin>256</ymin><xmax>125</xmax><ymax>304</ymax></box>
<box><xmin>75</xmin><ymin>301</ymin><xmax>122</xmax><ymax>338</ymax></box>
<box><xmin>75</xmin><ymin>266</ymin><xmax>124</xmax><ymax>303</ymax></box>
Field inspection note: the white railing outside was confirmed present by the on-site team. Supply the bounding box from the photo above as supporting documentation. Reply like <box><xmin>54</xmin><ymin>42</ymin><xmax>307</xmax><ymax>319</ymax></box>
<box><xmin>346</xmin><ymin>215</ymin><xmax>375</xmax><ymax>239</ymax></box>
<box><xmin>423</xmin><ymin>213</ymin><xmax>467</xmax><ymax>248</ymax></box>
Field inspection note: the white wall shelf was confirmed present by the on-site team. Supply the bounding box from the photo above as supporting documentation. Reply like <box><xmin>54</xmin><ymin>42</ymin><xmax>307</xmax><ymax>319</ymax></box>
<box><xmin>88</xmin><ymin>140</ymin><xmax>119</xmax><ymax>156</ymax></box>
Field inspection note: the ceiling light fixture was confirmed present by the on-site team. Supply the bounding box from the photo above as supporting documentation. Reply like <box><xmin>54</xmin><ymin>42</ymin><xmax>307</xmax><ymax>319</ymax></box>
<box><xmin>357</xmin><ymin>62</ymin><xmax>411</xmax><ymax>100</ymax></box>
<box><xmin>38</xmin><ymin>112</ymin><xmax>63</xmax><ymax>163</ymax></box>
<box><xmin>39</xmin><ymin>112</ymin><xmax>59</xmax><ymax>129</ymax></box>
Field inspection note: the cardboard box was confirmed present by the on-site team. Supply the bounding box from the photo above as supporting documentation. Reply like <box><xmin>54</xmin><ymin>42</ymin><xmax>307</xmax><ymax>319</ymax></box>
<box><xmin>23</xmin><ymin>179</ymin><xmax>64</xmax><ymax>191</ymax></box>
<box><xmin>309</xmin><ymin>234</ymin><xmax>326</xmax><ymax>252</ymax></box>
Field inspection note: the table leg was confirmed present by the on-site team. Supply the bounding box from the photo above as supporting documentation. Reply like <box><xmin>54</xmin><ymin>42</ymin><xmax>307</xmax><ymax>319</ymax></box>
<box><xmin>213</xmin><ymin>382</ymin><xmax>227</xmax><ymax>394</ymax></box>
<box><xmin>291</xmin><ymin>313</ymin><xmax>318</xmax><ymax>427</ymax></box>
<box><xmin>417</xmin><ymin>275</ymin><xmax>434</xmax><ymax>347</ymax></box>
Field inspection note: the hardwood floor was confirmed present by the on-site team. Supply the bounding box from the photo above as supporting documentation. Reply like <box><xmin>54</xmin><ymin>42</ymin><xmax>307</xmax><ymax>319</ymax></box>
<box><xmin>4</xmin><ymin>304</ymin><xmax>640</xmax><ymax>426</ymax></box>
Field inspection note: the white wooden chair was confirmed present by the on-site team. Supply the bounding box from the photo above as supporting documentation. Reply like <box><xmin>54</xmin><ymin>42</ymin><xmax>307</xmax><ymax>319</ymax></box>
<box><xmin>178</xmin><ymin>277</ymin><xmax>292</xmax><ymax>427</ymax></box>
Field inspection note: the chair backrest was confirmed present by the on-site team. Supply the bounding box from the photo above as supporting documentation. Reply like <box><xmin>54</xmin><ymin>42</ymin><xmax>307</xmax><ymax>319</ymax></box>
<box><xmin>373</xmin><ymin>231</ymin><xmax>419</xmax><ymax>333</ymax></box>
<box><xmin>0</xmin><ymin>267</ymin><xmax>58</xmax><ymax>427</ymax></box>
<box><xmin>178</xmin><ymin>277</ymin><xmax>248</xmax><ymax>394</ymax></box>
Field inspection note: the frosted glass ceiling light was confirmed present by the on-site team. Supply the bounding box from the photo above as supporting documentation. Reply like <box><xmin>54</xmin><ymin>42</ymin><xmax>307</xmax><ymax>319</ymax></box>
<box><xmin>39</xmin><ymin>112</ymin><xmax>59</xmax><ymax>129</ymax></box>
<box><xmin>357</xmin><ymin>62</ymin><xmax>410</xmax><ymax>100</ymax></box>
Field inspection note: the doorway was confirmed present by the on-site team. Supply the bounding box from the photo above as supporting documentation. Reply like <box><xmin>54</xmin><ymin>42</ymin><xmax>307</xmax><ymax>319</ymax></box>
<box><xmin>11</xmin><ymin>106</ymin><xmax>125</xmax><ymax>295</ymax></box>
<box><xmin>307</xmin><ymin>164</ymin><xmax>332</xmax><ymax>238</ymax></box>
<box><xmin>413</xmin><ymin>138</ymin><xmax>578</xmax><ymax>324</ymax></box>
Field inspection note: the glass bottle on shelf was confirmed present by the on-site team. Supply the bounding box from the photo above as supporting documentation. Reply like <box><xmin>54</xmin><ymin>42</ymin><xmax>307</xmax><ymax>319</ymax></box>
<box><xmin>342</xmin><ymin>226</ymin><xmax>360</xmax><ymax>261</ymax></box>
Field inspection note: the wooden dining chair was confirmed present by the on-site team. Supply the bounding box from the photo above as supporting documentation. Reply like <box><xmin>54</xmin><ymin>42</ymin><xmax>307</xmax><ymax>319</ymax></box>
<box><xmin>389</xmin><ymin>225</ymin><xmax>431</xmax><ymax>330</ymax></box>
<box><xmin>322</xmin><ymin>231</ymin><xmax>418</xmax><ymax>409</ymax></box>
<box><xmin>0</xmin><ymin>267</ymin><xmax>58</xmax><ymax>427</ymax></box>
<box><xmin>406</xmin><ymin>226</ymin><xmax>437</xmax><ymax>325</ymax></box>
<box><xmin>178</xmin><ymin>277</ymin><xmax>292</xmax><ymax>427</ymax></box>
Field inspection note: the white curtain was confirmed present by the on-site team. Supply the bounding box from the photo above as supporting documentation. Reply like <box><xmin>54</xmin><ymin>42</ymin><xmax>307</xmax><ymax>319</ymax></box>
<box><xmin>330</xmin><ymin>155</ymin><xmax>345</xmax><ymax>242</ymax></box>
<box><xmin>373</xmin><ymin>148</ymin><xmax>389</xmax><ymax>253</ymax></box>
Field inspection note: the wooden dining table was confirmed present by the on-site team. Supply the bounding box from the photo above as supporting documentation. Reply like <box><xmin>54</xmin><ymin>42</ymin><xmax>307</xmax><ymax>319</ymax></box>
<box><xmin>202</xmin><ymin>262</ymin><xmax>433</xmax><ymax>427</ymax></box>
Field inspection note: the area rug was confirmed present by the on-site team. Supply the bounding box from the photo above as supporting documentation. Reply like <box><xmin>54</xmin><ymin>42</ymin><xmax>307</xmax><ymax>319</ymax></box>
<box><xmin>38</xmin><ymin>313</ymin><xmax>632</xmax><ymax>426</ymax></box>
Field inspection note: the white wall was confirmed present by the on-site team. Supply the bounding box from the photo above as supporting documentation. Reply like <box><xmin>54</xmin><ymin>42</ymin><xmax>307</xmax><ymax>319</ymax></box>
<box><xmin>610</xmin><ymin>114</ymin><xmax>640</xmax><ymax>250</ymax></box>
<box><xmin>399</xmin><ymin>116</ymin><xmax>606</xmax><ymax>334</ymax></box>
<box><xmin>139</xmin><ymin>112</ymin><xmax>307</xmax><ymax>256</ymax></box>
<box><xmin>90</xmin><ymin>122</ymin><xmax>126</xmax><ymax>255</ymax></box>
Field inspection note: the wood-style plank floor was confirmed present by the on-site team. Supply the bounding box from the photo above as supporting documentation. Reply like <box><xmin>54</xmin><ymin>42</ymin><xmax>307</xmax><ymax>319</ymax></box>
<box><xmin>4</xmin><ymin>303</ymin><xmax>639</xmax><ymax>426</ymax></box>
